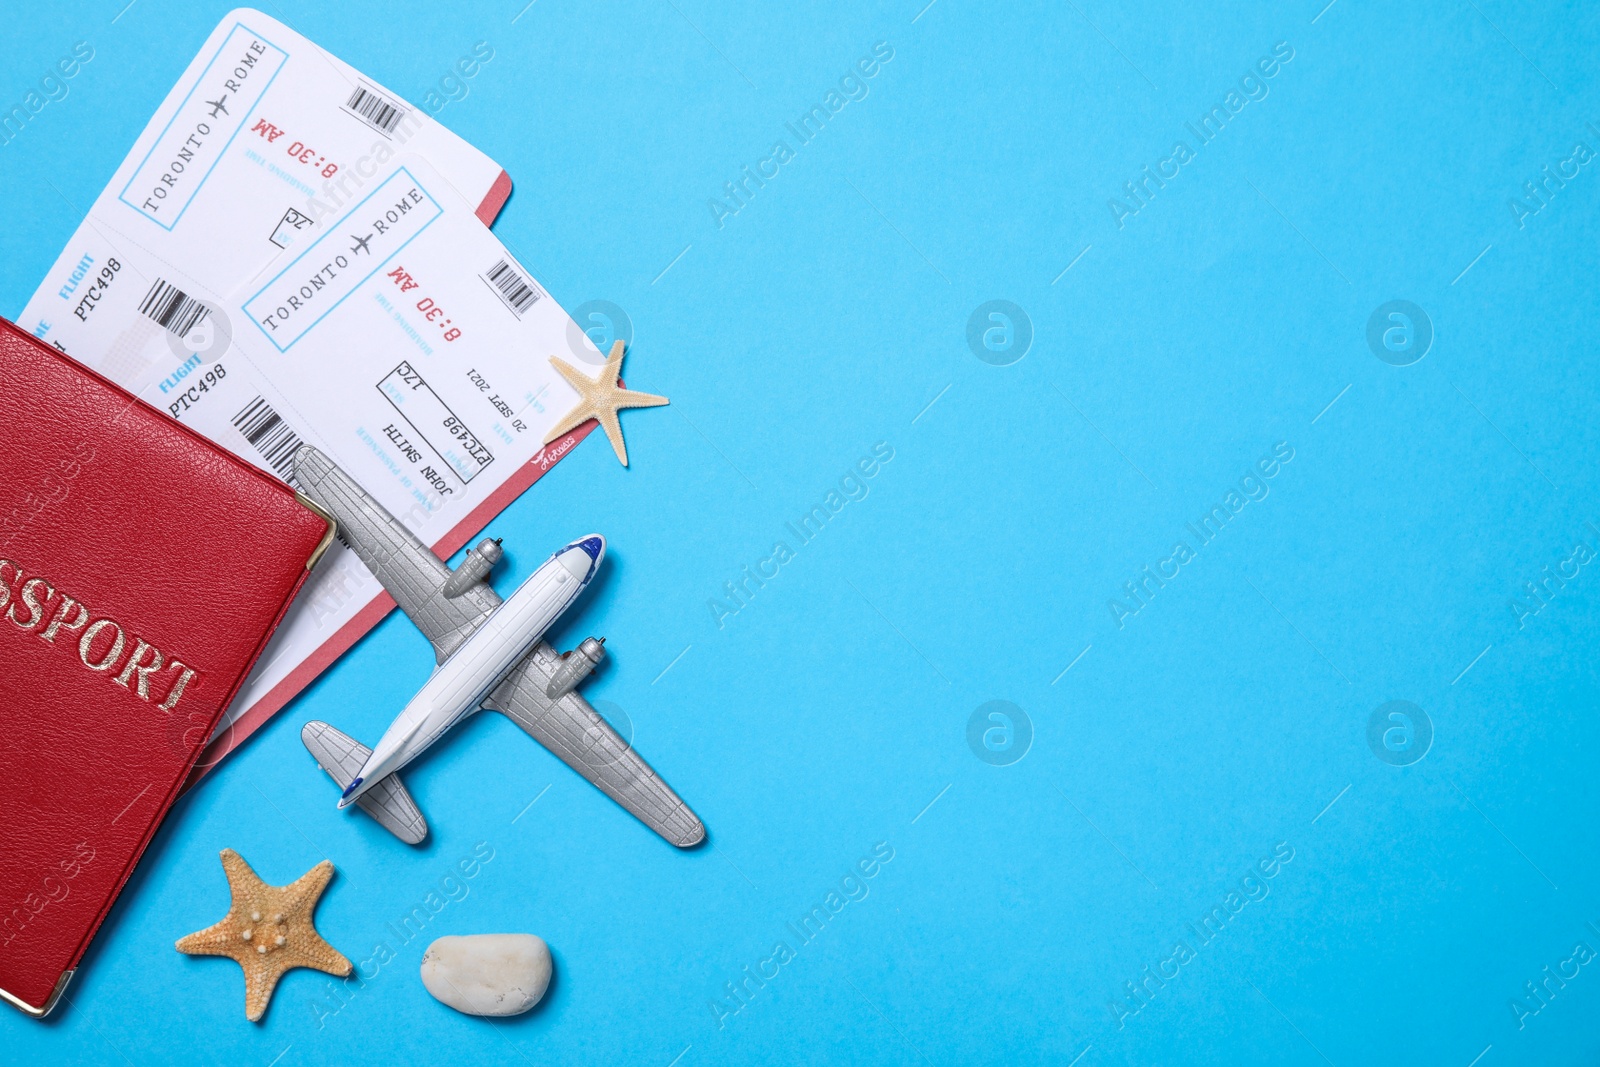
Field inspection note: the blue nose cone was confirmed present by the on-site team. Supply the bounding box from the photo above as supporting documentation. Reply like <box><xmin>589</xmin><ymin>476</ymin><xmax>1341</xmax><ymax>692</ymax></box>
<box><xmin>576</xmin><ymin>536</ymin><xmax>605</xmax><ymax>560</ymax></box>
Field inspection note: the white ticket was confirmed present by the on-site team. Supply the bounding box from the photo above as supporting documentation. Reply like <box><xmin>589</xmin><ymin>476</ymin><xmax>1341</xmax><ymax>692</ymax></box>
<box><xmin>134</xmin><ymin>156</ymin><xmax>607</xmax><ymax>771</ymax></box>
<box><xmin>19</xmin><ymin>8</ymin><xmax>511</xmax><ymax>393</ymax></box>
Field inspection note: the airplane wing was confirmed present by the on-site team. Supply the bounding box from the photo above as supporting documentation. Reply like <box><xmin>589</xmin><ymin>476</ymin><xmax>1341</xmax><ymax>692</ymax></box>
<box><xmin>484</xmin><ymin>642</ymin><xmax>706</xmax><ymax>848</ymax></box>
<box><xmin>292</xmin><ymin>445</ymin><xmax>500</xmax><ymax>662</ymax></box>
<box><xmin>302</xmin><ymin>721</ymin><xmax>429</xmax><ymax>844</ymax></box>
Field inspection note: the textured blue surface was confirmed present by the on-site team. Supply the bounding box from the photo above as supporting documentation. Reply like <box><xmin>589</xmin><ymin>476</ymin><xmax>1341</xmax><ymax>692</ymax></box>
<box><xmin>4</xmin><ymin>1</ymin><xmax>1600</xmax><ymax>1063</ymax></box>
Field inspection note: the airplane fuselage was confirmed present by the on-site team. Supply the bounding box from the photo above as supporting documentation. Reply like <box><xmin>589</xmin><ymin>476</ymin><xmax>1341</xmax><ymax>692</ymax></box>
<box><xmin>338</xmin><ymin>535</ymin><xmax>604</xmax><ymax>807</ymax></box>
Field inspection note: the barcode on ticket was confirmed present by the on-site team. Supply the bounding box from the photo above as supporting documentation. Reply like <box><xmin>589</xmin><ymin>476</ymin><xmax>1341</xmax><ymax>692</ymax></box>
<box><xmin>139</xmin><ymin>279</ymin><xmax>210</xmax><ymax>338</ymax></box>
<box><xmin>343</xmin><ymin>84</ymin><xmax>406</xmax><ymax>136</ymax></box>
<box><xmin>483</xmin><ymin>259</ymin><xmax>541</xmax><ymax>317</ymax></box>
<box><xmin>232</xmin><ymin>397</ymin><xmax>305</xmax><ymax>480</ymax></box>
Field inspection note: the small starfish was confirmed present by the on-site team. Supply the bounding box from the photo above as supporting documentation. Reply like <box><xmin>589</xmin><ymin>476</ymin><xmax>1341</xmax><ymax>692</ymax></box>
<box><xmin>543</xmin><ymin>340</ymin><xmax>669</xmax><ymax>466</ymax></box>
<box><xmin>175</xmin><ymin>849</ymin><xmax>352</xmax><ymax>1022</ymax></box>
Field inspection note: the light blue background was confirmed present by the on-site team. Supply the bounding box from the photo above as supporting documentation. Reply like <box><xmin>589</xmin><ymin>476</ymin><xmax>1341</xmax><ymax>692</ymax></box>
<box><xmin>3</xmin><ymin>1</ymin><xmax>1599</xmax><ymax>1063</ymax></box>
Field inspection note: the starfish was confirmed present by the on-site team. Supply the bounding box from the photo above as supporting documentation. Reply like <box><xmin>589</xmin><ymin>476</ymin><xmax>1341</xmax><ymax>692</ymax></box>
<box><xmin>175</xmin><ymin>849</ymin><xmax>352</xmax><ymax>1022</ymax></box>
<box><xmin>543</xmin><ymin>340</ymin><xmax>668</xmax><ymax>466</ymax></box>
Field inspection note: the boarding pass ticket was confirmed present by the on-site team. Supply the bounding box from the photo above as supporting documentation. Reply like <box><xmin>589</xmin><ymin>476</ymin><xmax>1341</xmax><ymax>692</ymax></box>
<box><xmin>20</xmin><ymin>7</ymin><xmax>510</xmax><ymax>392</ymax></box>
<box><xmin>131</xmin><ymin>154</ymin><xmax>609</xmax><ymax>771</ymax></box>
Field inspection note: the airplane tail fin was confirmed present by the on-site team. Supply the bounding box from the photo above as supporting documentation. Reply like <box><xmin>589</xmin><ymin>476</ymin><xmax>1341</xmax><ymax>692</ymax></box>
<box><xmin>301</xmin><ymin>720</ymin><xmax>429</xmax><ymax>845</ymax></box>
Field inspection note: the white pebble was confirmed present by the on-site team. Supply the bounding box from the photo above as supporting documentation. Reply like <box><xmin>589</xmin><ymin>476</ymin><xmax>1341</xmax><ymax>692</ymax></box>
<box><xmin>420</xmin><ymin>934</ymin><xmax>552</xmax><ymax>1017</ymax></box>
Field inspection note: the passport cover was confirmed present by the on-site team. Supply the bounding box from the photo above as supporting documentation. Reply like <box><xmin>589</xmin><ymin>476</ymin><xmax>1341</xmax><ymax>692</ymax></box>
<box><xmin>0</xmin><ymin>317</ymin><xmax>333</xmax><ymax>1017</ymax></box>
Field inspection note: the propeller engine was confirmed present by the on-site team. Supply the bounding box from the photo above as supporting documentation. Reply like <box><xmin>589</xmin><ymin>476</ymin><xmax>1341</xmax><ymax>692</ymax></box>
<box><xmin>442</xmin><ymin>537</ymin><xmax>503</xmax><ymax>598</ymax></box>
<box><xmin>546</xmin><ymin>637</ymin><xmax>606</xmax><ymax>698</ymax></box>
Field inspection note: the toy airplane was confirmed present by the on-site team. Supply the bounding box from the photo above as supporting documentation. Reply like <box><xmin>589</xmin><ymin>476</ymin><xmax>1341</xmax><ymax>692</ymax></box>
<box><xmin>291</xmin><ymin>445</ymin><xmax>705</xmax><ymax>849</ymax></box>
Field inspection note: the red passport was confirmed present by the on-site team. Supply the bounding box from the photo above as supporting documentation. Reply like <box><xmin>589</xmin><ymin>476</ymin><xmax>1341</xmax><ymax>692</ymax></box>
<box><xmin>0</xmin><ymin>318</ymin><xmax>333</xmax><ymax>1017</ymax></box>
